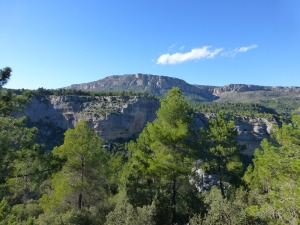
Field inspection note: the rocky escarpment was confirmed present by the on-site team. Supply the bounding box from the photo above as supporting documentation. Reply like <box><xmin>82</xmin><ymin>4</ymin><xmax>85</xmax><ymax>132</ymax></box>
<box><xmin>16</xmin><ymin>94</ymin><xmax>276</xmax><ymax>154</ymax></box>
<box><xmin>209</xmin><ymin>84</ymin><xmax>300</xmax><ymax>105</ymax></box>
<box><xmin>213</xmin><ymin>84</ymin><xmax>270</xmax><ymax>95</ymax></box>
<box><xmin>15</xmin><ymin>95</ymin><xmax>160</xmax><ymax>149</ymax></box>
<box><xmin>212</xmin><ymin>84</ymin><xmax>300</xmax><ymax>95</ymax></box>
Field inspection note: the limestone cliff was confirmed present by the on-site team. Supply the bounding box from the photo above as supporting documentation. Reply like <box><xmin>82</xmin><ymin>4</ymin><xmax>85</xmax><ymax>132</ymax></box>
<box><xmin>16</xmin><ymin>94</ymin><xmax>275</xmax><ymax>154</ymax></box>
<box><xmin>15</xmin><ymin>95</ymin><xmax>160</xmax><ymax>149</ymax></box>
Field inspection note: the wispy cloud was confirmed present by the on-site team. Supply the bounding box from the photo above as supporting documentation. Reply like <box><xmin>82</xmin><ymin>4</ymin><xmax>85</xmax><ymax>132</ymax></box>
<box><xmin>224</xmin><ymin>44</ymin><xmax>258</xmax><ymax>57</ymax></box>
<box><xmin>156</xmin><ymin>46</ymin><xmax>223</xmax><ymax>65</ymax></box>
<box><xmin>168</xmin><ymin>43</ymin><xmax>178</xmax><ymax>51</ymax></box>
<box><xmin>235</xmin><ymin>44</ymin><xmax>258</xmax><ymax>53</ymax></box>
<box><xmin>168</xmin><ymin>43</ymin><xmax>185</xmax><ymax>52</ymax></box>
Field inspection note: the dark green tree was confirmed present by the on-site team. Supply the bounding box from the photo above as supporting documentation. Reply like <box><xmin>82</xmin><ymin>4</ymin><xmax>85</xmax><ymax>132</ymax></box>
<box><xmin>0</xmin><ymin>67</ymin><xmax>12</xmax><ymax>87</ymax></box>
<box><xmin>123</xmin><ymin>87</ymin><xmax>201</xmax><ymax>224</ymax></box>
<box><xmin>0</xmin><ymin>117</ymin><xmax>41</xmax><ymax>194</ymax></box>
<box><xmin>40</xmin><ymin>121</ymin><xmax>110</xmax><ymax>213</ymax></box>
<box><xmin>201</xmin><ymin>111</ymin><xmax>243</xmax><ymax>197</ymax></box>
<box><xmin>189</xmin><ymin>187</ymin><xmax>251</xmax><ymax>225</ymax></box>
<box><xmin>105</xmin><ymin>196</ymin><xmax>156</xmax><ymax>225</ymax></box>
<box><xmin>0</xmin><ymin>116</ymin><xmax>48</xmax><ymax>224</ymax></box>
<box><xmin>244</xmin><ymin>114</ymin><xmax>300</xmax><ymax>224</ymax></box>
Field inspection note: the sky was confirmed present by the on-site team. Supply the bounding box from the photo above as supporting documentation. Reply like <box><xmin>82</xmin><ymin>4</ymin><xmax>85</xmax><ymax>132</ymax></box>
<box><xmin>1</xmin><ymin>0</ymin><xmax>300</xmax><ymax>89</ymax></box>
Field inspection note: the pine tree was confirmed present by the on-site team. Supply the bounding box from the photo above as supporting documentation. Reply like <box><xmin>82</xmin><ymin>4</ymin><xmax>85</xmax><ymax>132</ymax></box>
<box><xmin>201</xmin><ymin>111</ymin><xmax>243</xmax><ymax>197</ymax></box>
<box><xmin>40</xmin><ymin>121</ymin><xmax>110</xmax><ymax>213</ymax></box>
<box><xmin>0</xmin><ymin>67</ymin><xmax>11</xmax><ymax>87</ymax></box>
<box><xmin>244</xmin><ymin>114</ymin><xmax>300</xmax><ymax>224</ymax></box>
<box><xmin>123</xmin><ymin>88</ymin><xmax>200</xmax><ymax>224</ymax></box>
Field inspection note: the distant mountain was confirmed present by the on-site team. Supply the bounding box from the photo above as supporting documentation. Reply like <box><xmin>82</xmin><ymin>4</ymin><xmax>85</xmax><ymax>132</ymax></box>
<box><xmin>65</xmin><ymin>73</ymin><xmax>300</xmax><ymax>114</ymax></box>
<box><xmin>65</xmin><ymin>73</ymin><xmax>218</xmax><ymax>102</ymax></box>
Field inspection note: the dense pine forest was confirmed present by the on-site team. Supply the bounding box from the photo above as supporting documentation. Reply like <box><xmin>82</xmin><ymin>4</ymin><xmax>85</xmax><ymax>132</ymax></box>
<box><xmin>1</xmin><ymin>68</ymin><xmax>300</xmax><ymax>224</ymax></box>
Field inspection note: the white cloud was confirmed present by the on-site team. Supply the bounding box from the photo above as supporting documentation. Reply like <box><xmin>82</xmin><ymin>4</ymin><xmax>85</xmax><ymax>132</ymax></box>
<box><xmin>156</xmin><ymin>46</ymin><xmax>223</xmax><ymax>65</ymax></box>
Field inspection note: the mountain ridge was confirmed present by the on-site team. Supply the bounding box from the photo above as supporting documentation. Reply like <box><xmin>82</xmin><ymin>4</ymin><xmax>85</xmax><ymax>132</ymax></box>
<box><xmin>66</xmin><ymin>73</ymin><xmax>218</xmax><ymax>102</ymax></box>
<box><xmin>65</xmin><ymin>73</ymin><xmax>300</xmax><ymax>114</ymax></box>
<box><xmin>66</xmin><ymin>73</ymin><xmax>300</xmax><ymax>96</ymax></box>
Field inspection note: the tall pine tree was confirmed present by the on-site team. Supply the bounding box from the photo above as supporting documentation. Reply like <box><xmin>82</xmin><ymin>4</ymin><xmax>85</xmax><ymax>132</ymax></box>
<box><xmin>40</xmin><ymin>121</ymin><xmax>110</xmax><ymax>213</ymax></box>
<box><xmin>200</xmin><ymin>111</ymin><xmax>243</xmax><ymax>197</ymax></box>
<box><xmin>123</xmin><ymin>88</ymin><xmax>200</xmax><ymax>224</ymax></box>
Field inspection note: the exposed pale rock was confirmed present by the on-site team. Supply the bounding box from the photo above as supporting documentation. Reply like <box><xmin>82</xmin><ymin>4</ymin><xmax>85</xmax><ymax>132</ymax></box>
<box><xmin>16</xmin><ymin>95</ymin><xmax>275</xmax><ymax>154</ymax></box>
<box><xmin>16</xmin><ymin>95</ymin><xmax>160</xmax><ymax>142</ymax></box>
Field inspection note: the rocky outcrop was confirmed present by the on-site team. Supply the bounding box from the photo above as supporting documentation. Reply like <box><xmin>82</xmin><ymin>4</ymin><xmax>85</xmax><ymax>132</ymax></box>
<box><xmin>234</xmin><ymin>116</ymin><xmax>275</xmax><ymax>155</ymax></box>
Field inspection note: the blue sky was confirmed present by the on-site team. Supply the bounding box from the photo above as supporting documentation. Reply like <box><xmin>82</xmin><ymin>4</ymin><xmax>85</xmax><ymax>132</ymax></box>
<box><xmin>1</xmin><ymin>0</ymin><xmax>299</xmax><ymax>89</ymax></box>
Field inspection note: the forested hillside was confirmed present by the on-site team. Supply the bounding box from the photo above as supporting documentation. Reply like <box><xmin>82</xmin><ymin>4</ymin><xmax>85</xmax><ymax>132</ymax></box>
<box><xmin>1</xmin><ymin>68</ymin><xmax>299</xmax><ymax>224</ymax></box>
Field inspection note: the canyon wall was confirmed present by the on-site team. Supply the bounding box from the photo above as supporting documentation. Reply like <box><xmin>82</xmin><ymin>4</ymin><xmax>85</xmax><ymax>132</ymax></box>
<box><xmin>17</xmin><ymin>95</ymin><xmax>275</xmax><ymax>154</ymax></box>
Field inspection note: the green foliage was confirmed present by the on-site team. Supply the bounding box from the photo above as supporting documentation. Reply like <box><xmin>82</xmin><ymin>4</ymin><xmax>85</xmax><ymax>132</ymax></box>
<box><xmin>200</xmin><ymin>111</ymin><xmax>244</xmax><ymax>196</ymax></box>
<box><xmin>106</xmin><ymin>151</ymin><xmax>127</xmax><ymax>195</ymax></box>
<box><xmin>0</xmin><ymin>89</ymin><xmax>30</xmax><ymax>117</ymax></box>
<box><xmin>0</xmin><ymin>90</ymin><xmax>13</xmax><ymax>116</ymax></box>
<box><xmin>0</xmin><ymin>117</ymin><xmax>45</xmax><ymax>198</ymax></box>
<box><xmin>123</xmin><ymin>87</ymin><xmax>201</xmax><ymax>224</ymax></box>
<box><xmin>0</xmin><ymin>115</ymin><xmax>52</xmax><ymax>224</ymax></box>
<box><xmin>189</xmin><ymin>187</ymin><xmax>252</xmax><ymax>225</ymax></box>
<box><xmin>41</xmin><ymin>121</ymin><xmax>110</xmax><ymax>213</ymax></box>
<box><xmin>37</xmin><ymin>121</ymin><xmax>115</xmax><ymax>225</ymax></box>
<box><xmin>13</xmin><ymin>87</ymin><xmax>157</xmax><ymax>99</ymax></box>
<box><xmin>2</xmin><ymin>83</ymin><xmax>300</xmax><ymax>225</ymax></box>
<box><xmin>105</xmin><ymin>196</ymin><xmax>156</xmax><ymax>225</ymax></box>
<box><xmin>0</xmin><ymin>200</ymin><xmax>42</xmax><ymax>225</ymax></box>
<box><xmin>258</xmin><ymin>97</ymin><xmax>300</xmax><ymax>115</ymax></box>
<box><xmin>0</xmin><ymin>199</ymin><xmax>11</xmax><ymax>223</ymax></box>
<box><xmin>244</xmin><ymin>114</ymin><xmax>300</xmax><ymax>224</ymax></box>
<box><xmin>0</xmin><ymin>67</ymin><xmax>12</xmax><ymax>87</ymax></box>
<box><xmin>192</xmin><ymin>102</ymin><xmax>277</xmax><ymax>117</ymax></box>
<box><xmin>37</xmin><ymin>207</ymin><xmax>107</xmax><ymax>225</ymax></box>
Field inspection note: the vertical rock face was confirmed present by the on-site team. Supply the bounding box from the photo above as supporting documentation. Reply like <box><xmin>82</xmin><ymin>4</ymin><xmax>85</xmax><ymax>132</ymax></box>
<box><xmin>16</xmin><ymin>95</ymin><xmax>160</xmax><ymax>143</ymax></box>
<box><xmin>16</xmin><ymin>94</ymin><xmax>275</xmax><ymax>154</ymax></box>
<box><xmin>86</xmin><ymin>97</ymin><xmax>160</xmax><ymax>140</ymax></box>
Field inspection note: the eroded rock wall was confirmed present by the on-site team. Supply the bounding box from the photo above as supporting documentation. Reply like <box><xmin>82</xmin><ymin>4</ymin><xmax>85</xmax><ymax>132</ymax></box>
<box><xmin>16</xmin><ymin>95</ymin><xmax>160</xmax><ymax>143</ymax></box>
<box><xmin>17</xmin><ymin>95</ymin><xmax>276</xmax><ymax>154</ymax></box>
